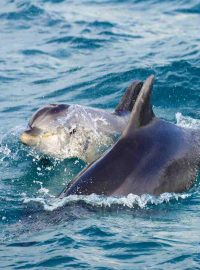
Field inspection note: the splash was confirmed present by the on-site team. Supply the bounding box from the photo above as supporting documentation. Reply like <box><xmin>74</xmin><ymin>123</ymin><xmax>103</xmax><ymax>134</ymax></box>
<box><xmin>54</xmin><ymin>104</ymin><xmax>119</xmax><ymax>162</ymax></box>
<box><xmin>0</xmin><ymin>145</ymin><xmax>11</xmax><ymax>160</ymax></box>
<box><xmin>0</xmin><ymin>125</ymin><xmax>25</xmax><ymax>162</ymax></box>
<box><xmin>23</xmin><ymin>192</ymin><xmax>191</xmax><ymax>211</ymax></box>
<box><xmin>176</xmin><ymin>112</ymin><xmax>200</xmax><ymax>129</ymax></box>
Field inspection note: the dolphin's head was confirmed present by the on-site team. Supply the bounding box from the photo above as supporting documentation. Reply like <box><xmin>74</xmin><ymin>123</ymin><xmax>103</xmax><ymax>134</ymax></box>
<box><xmin>20</xmin><ymin>104</ymin><xmax>75</xmax><ymax>156</ymax></box>
<box><xmin>20</xmin><ymin>103</ymin><xmax>117</xmax><ymax>161</ymax></box>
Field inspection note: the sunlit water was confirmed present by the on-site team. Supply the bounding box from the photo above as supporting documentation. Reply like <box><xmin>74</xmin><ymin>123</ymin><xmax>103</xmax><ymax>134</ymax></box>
<box><xmin>0</xmin><ymin>0</ymin><xmax>200</xmax><ymax>269</ymax></box>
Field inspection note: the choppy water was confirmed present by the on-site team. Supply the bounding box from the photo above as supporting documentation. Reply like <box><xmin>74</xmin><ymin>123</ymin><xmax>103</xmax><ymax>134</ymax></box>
<box><xmin>1</xmin><ymin>0</ymin><xmax>200</xmax><ymax>269</ymax></box>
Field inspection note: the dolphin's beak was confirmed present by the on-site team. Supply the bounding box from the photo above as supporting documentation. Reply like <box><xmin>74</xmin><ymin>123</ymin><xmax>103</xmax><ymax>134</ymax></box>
<box><xmin>20</xmin><ymin>127</ymin><xmax>41</xmax><ymax>146</ymax></box>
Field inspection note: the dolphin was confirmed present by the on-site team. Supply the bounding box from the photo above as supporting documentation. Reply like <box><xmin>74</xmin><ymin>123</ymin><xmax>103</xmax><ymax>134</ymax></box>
<box><xmin>20</xmin><ymin>80</ymin><xmax>143</xmax><ymax>163</ymax></box>
<box><xmin>59</xmin><ymin>75</ymin><xmax>200</xmax><ymax>197</ymax></box>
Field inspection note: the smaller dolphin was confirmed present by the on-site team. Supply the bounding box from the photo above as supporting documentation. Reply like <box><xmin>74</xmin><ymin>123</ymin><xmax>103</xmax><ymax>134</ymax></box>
<box><xmin>59</xmin><ymin>75</ymin><xmax>200</xmax><ymax>197</ymax></box>
<box><xmin>20</xmin><ymin>80</ymin><xmax>143</xmax><ymax>163</ymax></box>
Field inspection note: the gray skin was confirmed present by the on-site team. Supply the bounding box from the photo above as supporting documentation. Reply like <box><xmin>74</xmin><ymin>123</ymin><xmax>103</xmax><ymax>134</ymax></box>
<box><xmin>20</xmin><ymin>81</ymin><xmax>143</xmax><ymax>163</ymax></box>
<box><xmin>59</xmin><ymin>75</ymin><xmax>200</xmax><ymax>197</ymax></box>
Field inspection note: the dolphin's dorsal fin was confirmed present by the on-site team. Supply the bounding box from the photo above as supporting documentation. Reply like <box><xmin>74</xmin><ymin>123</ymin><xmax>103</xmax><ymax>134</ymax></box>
<box><xmin>115</xmin><ymin>80</ymin><xmax>143</xmax><ymax>115</ymax></box>
<box><xmin>123</xmin><ymin>75</ymin><xmax>155</xmax><ymax>136</ymax></box>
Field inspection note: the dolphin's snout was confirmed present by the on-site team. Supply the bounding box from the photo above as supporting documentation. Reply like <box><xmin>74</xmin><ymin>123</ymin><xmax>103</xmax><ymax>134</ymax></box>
<box><xmin>20</xmin><ymin>132</ymin><xmax>34</xmax><ymax>146</ymax></box>
<box><xmin>20</xmin><ymin>127</ymin><xmax>41</xmax><ymax>146</ymax></box>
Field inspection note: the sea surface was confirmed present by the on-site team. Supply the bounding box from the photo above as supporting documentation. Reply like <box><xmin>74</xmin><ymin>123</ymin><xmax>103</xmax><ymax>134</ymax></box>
<box><xmin>0</xmin><ymin>0</ymin><xmax>200</xmax><ymax>269</ymax></box>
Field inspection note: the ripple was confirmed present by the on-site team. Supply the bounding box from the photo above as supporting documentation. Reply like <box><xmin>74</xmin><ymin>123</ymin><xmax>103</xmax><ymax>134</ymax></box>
<box><xmin>0</xmin><ymin>75</ymin><xmax>16</xmax><ymax>82</ymax></box>
<box><xmin>175</xmin><ymin>3</ymin><xmax>200</xmax><ymax>14</ymax></box>
<box><xmin>0</xmin><ymin>4</ymin><xmax>44</xmax><ymax>21</ymax></box>
<box><xmin>80</xmin><ymin>225</ymin><xmax>115</xmax><ymax>237</ymax></box>
<box><xmin>41</xmin><ymin>80</ymin><xmax>96</xmax><ymax>99</ymax></box>
<box><xmin>14</xmin><ymin>256</ymin><xmax>77</xmax><ymax>269</ymax></box>
<box><xmin>7</xmin><ymin>241</ymin><xmax>39</xmax><ymax>247</ymax></box>
<box><xmin>47</xmin><ymin>35</ymin><xmax>108</xmax><ymax>49</ymax></box>
<box><xmin>21</xmin><ymin>49</ymin><xmax>49</xmax><ymax>56</ymax></box>
<box><xmin>1</xmin><ymin>105</ymin><xmax>28</xmax><ymax>113</ymax></box>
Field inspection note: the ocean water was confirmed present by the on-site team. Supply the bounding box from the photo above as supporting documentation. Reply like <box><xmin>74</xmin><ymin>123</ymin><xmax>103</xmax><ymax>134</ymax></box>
<box><xmin>0</xmin><ymin>0</ymin><xmax>200</xmax><ymax>269</ymax></box>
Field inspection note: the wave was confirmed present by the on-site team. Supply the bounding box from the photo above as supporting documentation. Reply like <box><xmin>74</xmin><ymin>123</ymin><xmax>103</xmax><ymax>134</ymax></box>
<box><xmin>176</xmin><ymin>112</ymin><xmax>200</xmax><ymax>129</ymax></box>
<box><xmin>0</xmin><ymin>3</ymin><xmax>44</xmax><ymax>21</ymax></box>
<box><xmin>23</xmin><ymin>192</ymin><xmax>191</xmax><ymax>211</ymax></box>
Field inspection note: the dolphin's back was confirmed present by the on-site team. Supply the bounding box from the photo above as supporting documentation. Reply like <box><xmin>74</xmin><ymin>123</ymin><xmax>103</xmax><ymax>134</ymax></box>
<box><xmin>111</xmin><ymin>119</ymin><xmax>196</xmax><ymax>195</ymax></box>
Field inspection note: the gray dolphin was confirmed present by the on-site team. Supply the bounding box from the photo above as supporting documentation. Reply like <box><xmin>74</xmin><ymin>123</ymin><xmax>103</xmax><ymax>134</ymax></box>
<box><xmin>59</xmin><ymin>75</ymin><xmax>200</xmax><ymax>197</ymax></box>
<box><xmin>20</xmin><ymin>80</ymin><xmax>143</xmax><ymax>163</ymax></box>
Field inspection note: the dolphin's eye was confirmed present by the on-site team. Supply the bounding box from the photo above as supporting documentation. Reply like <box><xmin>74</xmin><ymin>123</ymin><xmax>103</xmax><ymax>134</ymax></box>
<box><xmin>69</xmin><ymin>128</ymin><xmax>76</xmax><ymax>136</ymax></box>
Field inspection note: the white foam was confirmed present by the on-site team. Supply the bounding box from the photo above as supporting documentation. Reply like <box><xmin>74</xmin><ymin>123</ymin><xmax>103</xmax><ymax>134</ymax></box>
<box><xmin>176</xmin><ymin>112</ymin><xmax>200</xmax><ymax>129</ymax></box>
<box><xmin>0</xmin><ymin>145</ymin><xmax>11</xmax><ymax>157</ymax></box>
<box><xmin>38</xmin><ymin>187</ymin><xmax>49</xmax><ymax>195</ymax></box>
<box><xmin>23</xmin><ymin>192</ymin><xmax>191</xmax><ymax>211</ymax></box>
<box><xmin>0</xmin><ymin>124</ymin><xmax>27</xmax><ymax>161</ymax></box>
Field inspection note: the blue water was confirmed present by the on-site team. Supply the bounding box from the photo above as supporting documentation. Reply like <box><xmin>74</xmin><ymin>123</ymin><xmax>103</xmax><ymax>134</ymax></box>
<box><xmin>1</xmin><ymin>0</ymin><xmax>200</xmax><ymax>269</ymax></box>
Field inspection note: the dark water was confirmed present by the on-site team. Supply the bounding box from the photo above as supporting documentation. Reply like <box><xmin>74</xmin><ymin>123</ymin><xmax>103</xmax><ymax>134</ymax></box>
<box><xmin>1</xmin><ymin>0</ymin><xmax>200</xmax><ymax>269</ymax></box>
